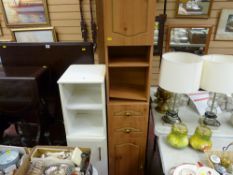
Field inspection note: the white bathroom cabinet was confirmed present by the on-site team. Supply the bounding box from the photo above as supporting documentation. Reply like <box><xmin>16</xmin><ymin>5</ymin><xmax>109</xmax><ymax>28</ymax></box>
<box><xmin>58</xmin><ymin>65</ymin><xmax>108</xmax><ymax>175</ymax></box>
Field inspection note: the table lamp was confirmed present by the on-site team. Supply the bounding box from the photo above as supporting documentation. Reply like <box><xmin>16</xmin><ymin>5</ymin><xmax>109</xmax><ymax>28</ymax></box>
<box><xmin>200</xmin><ymin>54</ymin><xmax>233</xmax><ymax>127</ymax></box>
<box><xmin>159</xmin><ymin>52</ymin><xmax>203</xmax><ymax>124</ymax></box>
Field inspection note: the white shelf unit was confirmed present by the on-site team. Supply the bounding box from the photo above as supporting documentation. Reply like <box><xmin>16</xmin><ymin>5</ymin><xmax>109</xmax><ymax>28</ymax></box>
<box><xmin>58</xmin><ymin>65</ymin><xmax>108</xmax><ymax>175</ymax></box>
<box><xmin>62</xmin><ymin>84</ymin><xmax>103</xmax><ymax>110</ymax></box>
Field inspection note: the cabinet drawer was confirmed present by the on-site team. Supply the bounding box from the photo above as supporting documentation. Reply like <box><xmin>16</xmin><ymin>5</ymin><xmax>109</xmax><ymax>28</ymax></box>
<box><xmin>110</xmin><ymin>104</ymin><xmax>147</xmax><ymax>117</ymax></box>
<box><xmin>108</xmin><ymin>104</ymin><xmax>149</xmax><ymax>131</ymax></box>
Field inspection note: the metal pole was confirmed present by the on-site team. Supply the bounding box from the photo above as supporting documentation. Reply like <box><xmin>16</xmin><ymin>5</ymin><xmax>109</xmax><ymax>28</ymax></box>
<box><xmin>210</xmin><ymin>93</ymin><xmax>217</xmax><ymax>112</ymax></box>
<box><xmin>172</xmin><ymin>93</ymin><xmax>177</xmax><ymax>111</ymax></box>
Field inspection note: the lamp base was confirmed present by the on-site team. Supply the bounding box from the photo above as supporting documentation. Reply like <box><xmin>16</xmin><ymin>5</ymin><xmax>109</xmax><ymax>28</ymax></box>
<box><xmin>200</xmin><ymin>111</ymin><xmax>221</xmax><ymax>127</ymax></box>
<box><xmin>162</xmin><ymin>111</ymin><xmax>181</xmax><ymax>124</ymax></box>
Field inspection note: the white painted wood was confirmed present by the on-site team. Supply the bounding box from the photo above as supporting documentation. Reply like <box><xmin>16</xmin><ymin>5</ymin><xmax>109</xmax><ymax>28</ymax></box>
<box><xmin>58</xmin><ymin>65</ymin><xmax>108</xmax><ymax>175</ymax></box>
<box><xmin>57</xmin><ymin>65</ymin><xmax>105</xmax><ymax>84</ymax></box>
<box><xmin>67</xmin><ymin>138</ymin><xmax>108</xmax><ymax>175</ymax></box>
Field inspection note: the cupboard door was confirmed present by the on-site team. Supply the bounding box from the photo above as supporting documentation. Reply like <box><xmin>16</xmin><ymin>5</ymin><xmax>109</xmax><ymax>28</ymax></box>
<box><xmin>115</xmin><ymin>143</ymin><xmax>141</xmax><ymax>175</ymax></box>
<box><xmin>67</xmin><ymin>139</ymin><xmax>108</xmax><ymax>175</ymax></box>
<box><xmin>109</xmin><ymin>132</ymin><xmax>146</xmax><ymax>175</ymax></box>
<box><xmin>104</xmin><ymin>0</ymin><xmax>156</xmax><ymax>45</ymax></box>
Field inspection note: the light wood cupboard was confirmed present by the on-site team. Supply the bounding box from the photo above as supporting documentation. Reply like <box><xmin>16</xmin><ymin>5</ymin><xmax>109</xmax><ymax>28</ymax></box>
<box><xmin>96</xmin><ymin>0</ymin><xmax>156</xmax><ymax>174</ymax></box>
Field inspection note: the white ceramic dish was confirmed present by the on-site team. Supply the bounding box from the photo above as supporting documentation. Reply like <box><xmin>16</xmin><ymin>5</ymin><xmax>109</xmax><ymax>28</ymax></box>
<box><xmin>173</xmin><ymin>164</ymin><xmax>219</xmax><ymax>175</ymax></box>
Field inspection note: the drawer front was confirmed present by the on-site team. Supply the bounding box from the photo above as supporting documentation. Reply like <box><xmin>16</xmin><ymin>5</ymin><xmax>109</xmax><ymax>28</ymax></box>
<box><xmin>108</xmin><ymin>104</ymin><xmax>149</xmax><ymax>132</ymax></box>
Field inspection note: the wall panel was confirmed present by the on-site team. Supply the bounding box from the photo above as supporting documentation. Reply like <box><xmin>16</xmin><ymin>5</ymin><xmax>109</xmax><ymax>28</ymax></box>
<box><xmin>0</xmin><ymin>0</ymin><xmax>232</xmax><ymax>86</ymax></box>
<box><xmin>151</xmin><ymin>0</ymin><xmax>233</xmax><ymax>86</ymax></box>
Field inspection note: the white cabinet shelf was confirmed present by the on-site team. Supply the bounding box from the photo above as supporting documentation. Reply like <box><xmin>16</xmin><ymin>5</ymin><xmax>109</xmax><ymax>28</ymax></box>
<box><xmin>66</xmin><ymin>104</ymin><xmax>103</xmax><ymax>110</ymax></box>
<box><xmin>58</xmin><ymin>65</ymin><xmax>108</xmax><ymax>175</ymax></box>
<box><xmin>64</xmin><ymin>110</ymin><xmax>105</xmax><ymax>138</ymax></box>
<box><xmin>61</xmin><ymin>84</ymin><xmax>103</xmax><ymax>110</ymax></box>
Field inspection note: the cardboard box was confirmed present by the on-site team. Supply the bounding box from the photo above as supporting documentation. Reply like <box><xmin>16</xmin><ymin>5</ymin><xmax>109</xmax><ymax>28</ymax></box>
<box><xmin>27</xmin><ymin>146</ymin><xmax>91</xmax><ymax>174</ymax></box>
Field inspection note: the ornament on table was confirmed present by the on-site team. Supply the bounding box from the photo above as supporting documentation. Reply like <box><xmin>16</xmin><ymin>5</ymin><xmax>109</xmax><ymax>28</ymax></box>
<box><xmin>189</xmin><ymin>125</ymin><xmax>212</xmax><ymax>152</ymax></box>
<box><xmin>154</xmin><ymin>86</ymin><xmax>173</xmax><ymax>114</ymax></box>
<box><xmin>167</xmin><ymin>123</ymin><xmax>189</xmax><ymax>149</ymax></box>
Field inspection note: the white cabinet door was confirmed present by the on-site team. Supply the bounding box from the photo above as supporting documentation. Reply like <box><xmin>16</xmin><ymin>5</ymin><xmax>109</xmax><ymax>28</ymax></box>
<box><xmin>67</xmin><ymin>138</ymin><xmax>108</xmax><ymax>175</ymax></box>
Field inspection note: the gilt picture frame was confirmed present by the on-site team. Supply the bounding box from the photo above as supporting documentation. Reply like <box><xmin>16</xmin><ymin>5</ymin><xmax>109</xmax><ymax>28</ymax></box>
<box><xmin>176</xmin><ymin>0</ymin><xmax>213</xmax><ymax>19</ymax></box>
<box><xmin>215</xmin><ymin>9</ymin><xmax>233</xmax><ymax>41</ymax></box>
<box><xmin>0</xmin><ymin>0</ymin><xmax>50</xmax><ymax>27</ymax></box>
<box><xmin>11</xmin><ymin>27</ymin><xmax>57</xmax><ymax>42</ymax></box>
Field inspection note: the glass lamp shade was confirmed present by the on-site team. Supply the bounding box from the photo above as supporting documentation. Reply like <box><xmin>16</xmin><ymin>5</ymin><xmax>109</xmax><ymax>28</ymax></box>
<box><xmin>201</xmin><ymin>54</ymin><xmax>233</xmax><ymax>94</ymax></box>
<box><xmin>159</xmin><ymin>52</ymin><xmax>203</xmax><ymax>94</ymax></box>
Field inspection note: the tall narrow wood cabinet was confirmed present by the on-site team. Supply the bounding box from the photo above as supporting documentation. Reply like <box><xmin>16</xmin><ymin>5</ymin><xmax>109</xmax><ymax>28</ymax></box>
<box><xmin>96</xmin><ymin>0</ymin><xmax>156</xmax><ymax>175</ymax></box>
<box><xmin>58</xmin><ymin>65</ymin><xmax>108</xmax><ymax>175</ymax></box>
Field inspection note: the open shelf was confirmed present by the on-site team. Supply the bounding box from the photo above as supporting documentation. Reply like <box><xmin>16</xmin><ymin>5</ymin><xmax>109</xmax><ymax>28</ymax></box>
<box><xmin>65</xmin><ymin>110</ymin><xmax>104</xmax><ymax>138</ymax></box>
<box><xmin>108</xmin><ymin>57</ymin><xmax>149</xmax><ymax>67</ymax></box>
<box><xmin>109</xmin><ymin>84</ymin><xmax>147</xmax><ymax>101</ymax></box>
<box><xmin>60</xmin><ymin>84</ymin><xmax>102</xmax><ymax>110</ymax></box>
<box><xmin>108</xmin><ymin>46</ymin><xmax>150</xmax><ymax>67</ymax></box>
<box><xmin>109</xmin><ymin>67</ymin><xmax>148</xmax><ymax>101</ymax></box>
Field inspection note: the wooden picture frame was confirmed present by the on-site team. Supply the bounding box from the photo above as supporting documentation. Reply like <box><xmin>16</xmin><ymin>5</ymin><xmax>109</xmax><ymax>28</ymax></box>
<box><xmin>154</xmin><ymin>14</ymin><xmax>167</xmax><ymax>56</ymax></box>
<box><xmin>165</xmin><ymin>24</ymin><xmax>213</xmax><ymax>55</ymax></box>
<box><xmin>11</xmin><ymin>27</ymin><xmax>57</xmax><ymax>42</ymax></box>
<box><xmin>0</xmin><ymin>0</ymin><xmax>50</xmax><ymax>27</ymax></box>
<box><xmin>0</xmin><ymin>23</ymin><xmax>2</xmax><ymax>36</ymax></box>
<box><xmin>215</xmin><ymin>9</ymin><xmax>233</xmax><ymax>41</ymax></box>
<box><xmin>175</xmin><ymin>0</ymin><xmax>213</xmax><ymax>19</ymax></box>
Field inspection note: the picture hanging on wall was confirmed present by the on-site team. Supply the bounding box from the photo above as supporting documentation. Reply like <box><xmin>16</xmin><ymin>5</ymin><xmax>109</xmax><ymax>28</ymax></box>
<box><xmin>176</xmin><ymin>0</ymin><xmax>213</xmax><ymax>18</ymax></box>
<box><xmin>11</xmin><ymin>27</ymin><xmax>57</xmax><ymax>42</ymax></box>
<box><xmin>0</xmin><ymin>0</ymin><xmax>50</xmax><ymax>27</ymax></box>
<box><xmin>215</xmin><ymin>9</ymin><xmax>233</xmax><ymax>40</ymax></box>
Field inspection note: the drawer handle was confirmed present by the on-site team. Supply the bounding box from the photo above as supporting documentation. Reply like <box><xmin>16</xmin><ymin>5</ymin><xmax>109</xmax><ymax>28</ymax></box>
<box><xmin>116</xmin><ymin>127</ymin><xmax>140</xmax><ymax>133</ymax></box>
<box><xmin>139</xmin><ymin>164</ymin><xmax>143</xmax><ymax>170</ymax></box>
<box><xmin>124</xmin><ymin>128</ymin><xmax>132</xmax><ymax>133</ymax></box>
<box><xmin>125</xmin><ymin>111</ymin><xmax>132</xmax><ymax>117</ymax></box>
<box><xmin>113</xmin><ymin>110</ymin><xmax>143</xmax><ymax>116</ymax></box>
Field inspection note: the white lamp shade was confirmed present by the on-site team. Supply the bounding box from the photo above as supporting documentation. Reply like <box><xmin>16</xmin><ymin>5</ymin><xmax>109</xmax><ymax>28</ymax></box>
<box><xmin>159</xmin><ymin>52</ymin><xmax>203</xmax><ymax>93</ymax></box>
<box><xmin>201</xmin><ymin>54</ymin><xmax>233</xmax><ymax>94</ymax></box>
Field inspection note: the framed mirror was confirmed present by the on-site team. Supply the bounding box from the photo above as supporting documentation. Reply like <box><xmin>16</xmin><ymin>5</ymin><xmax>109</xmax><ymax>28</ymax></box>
<box><xmin>176</xmin><ymin>0</ymin><xmax>213</xmax><ymax>18</ymax></box>
<box><xmin>165</xmin><ymin>25</ymin><xmax>213</xmax><ymax>55</ymax></box>
<box><xmin>154</xmin><ymin>14</ymin><xmax>167</xmax><ymax>56</ymax></box>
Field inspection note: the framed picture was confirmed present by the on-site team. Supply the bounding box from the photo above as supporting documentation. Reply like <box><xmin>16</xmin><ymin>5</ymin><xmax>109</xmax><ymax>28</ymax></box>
<box><xmin>165</xmin><ymin>24</ymin><xmax>213</xmax><ymax>55</ymax></box>
<box><xmin>0</xmin><ymin>0</ymin><xmax>50</xmax><ymax>27</ymax></box>
<box><xmin>215</xmin><ymin>9</ymin><xmax>233</xmax><ymax>41</ymax></box>
<box><xmin>176</xmin><ymin>0</ymin><xmax>213</xmax><ymax>18</ymax></box>
<box><xmin>11</xmin><ymin>27</ymin><xmax>57</xmax><ymax>42</ymax></box>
